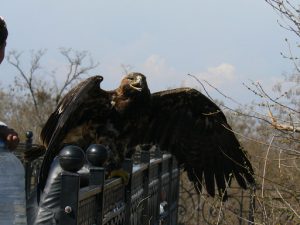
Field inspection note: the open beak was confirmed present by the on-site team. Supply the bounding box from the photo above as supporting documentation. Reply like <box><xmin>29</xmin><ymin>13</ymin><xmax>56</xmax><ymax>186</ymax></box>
<box><xmin>130</xmin><ymin>83</ymin><xmax>142</xmax><ymax>91</ymax></box>
<box><xmin>130</xmin><ymin>76</ymin><xmax>143</xmax><ymax>91</ymax></box>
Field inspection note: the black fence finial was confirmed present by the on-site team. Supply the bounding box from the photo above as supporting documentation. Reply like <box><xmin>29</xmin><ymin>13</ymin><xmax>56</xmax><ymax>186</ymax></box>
<box><xmin>59</xmin><ymin>145</ymin><xmax>85</xmax><ymax>173</ymax></box>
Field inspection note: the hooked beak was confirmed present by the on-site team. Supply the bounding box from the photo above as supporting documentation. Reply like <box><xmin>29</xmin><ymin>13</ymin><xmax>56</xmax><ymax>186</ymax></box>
<box><xmin>130</xmin><ymin>84</ymin><xmax>142</xmax><ymax>91</ymax></box>
<box><xmin>130</xmin><ymin>75</ymin><xmax>143</xmax><ymax>91</ymax></box>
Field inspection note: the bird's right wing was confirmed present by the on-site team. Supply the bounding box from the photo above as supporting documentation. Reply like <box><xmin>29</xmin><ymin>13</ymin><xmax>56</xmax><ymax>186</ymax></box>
<box><xmin>40</xmin><ymin>76</ymin><xmax>105</xmax><ymax>147</ymax></box>
<box><xmin>39</xmin><ymin>75</ymin><xmax>111</xmax><ymax>191</ymax></box>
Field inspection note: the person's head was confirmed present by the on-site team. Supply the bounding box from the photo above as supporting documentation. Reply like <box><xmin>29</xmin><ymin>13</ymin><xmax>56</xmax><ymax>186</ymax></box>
<box><xmin>0</xmin><ymin>17</ymin><xmax>8</xmax><ymax>64</ymax></box>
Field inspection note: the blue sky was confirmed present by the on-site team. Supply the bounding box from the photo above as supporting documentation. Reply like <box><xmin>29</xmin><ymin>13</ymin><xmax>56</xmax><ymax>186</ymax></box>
<box><xmin>1</xmin><ymin>0</ymin><xmax>298</xmax><ymax>105</ymax></box>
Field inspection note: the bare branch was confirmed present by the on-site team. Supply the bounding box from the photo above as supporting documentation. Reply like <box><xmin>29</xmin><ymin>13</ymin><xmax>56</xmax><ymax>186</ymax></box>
<box><xmin>6</xmin><ymin>49</ymin><xmax>47</xmax><ymax>123</ymax></box>
<box><xmin>275</xmin><ymin>187</ymin><xmax>300</xmax><ymax>219</ymax></box>
<box><xmin>56</xmin><ymin>48</ymin><xmax>99</xmax><ymax>103</ymax></box>
<box><xmin>265</xmin><ymin>0</ymin><xmax>300</xmax><ymax>37</ymax></box>
<box><xmin>269</xmin><ymin>110</ymin><xmax>300</xmax><ymax>132</ymax></box>
<box><xmin>262</xmin><ymin>84</ymin><xmax>298</xmax><ymax>112</ymax></box>
<box><xmin>120</xmin><ymin>64</ymin><xmax>134</xmax><ymax>75</ymax></box>
<box><xmin>262</xmin><ymin>135</ymin><xmax>275</xmax><ymax>198</ymax></box>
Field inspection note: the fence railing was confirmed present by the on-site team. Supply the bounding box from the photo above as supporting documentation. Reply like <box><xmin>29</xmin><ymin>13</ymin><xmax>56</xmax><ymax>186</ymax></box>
<box><xmin>16</xmin><ymin>132</ymin><xmax>273</xmax><ymax>225</ymax></box>
<box><xmin>15</xmin><ymin>133</ymin><xmax>180</xmax><ymax>225</ymax></box>
<box><xmin>59</xmin><ymin>148</ymin><xmax>180</xmax><ymax>225</ymax></box>
<box><xmin>14</xmin><ymin>131</ymin><xmax>43</xmax><ymax>201</ymax></box>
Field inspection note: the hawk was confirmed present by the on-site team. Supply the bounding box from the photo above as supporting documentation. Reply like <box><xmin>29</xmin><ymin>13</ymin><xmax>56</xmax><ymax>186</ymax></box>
<box><xmin>38</xmin><ymin>73</ymin><xmax>255</xmax><ymax>199</ymax></box>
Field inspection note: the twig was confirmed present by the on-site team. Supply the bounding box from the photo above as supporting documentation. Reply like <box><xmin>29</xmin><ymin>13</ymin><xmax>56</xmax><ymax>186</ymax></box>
<box><xmin>268</xmin><ymin>110</ymin><xmax>300</xmax><ymax>133</ymax></box>
<box><xmin>222</xmin><ymin>124</ymin><xmax>300</xmax><ymax>155</ymax></box>
<box><xmin>256</xmin><ymin>82</ymin><xmax>300</xmax><ymax>114</ymax></box>
<box><xmin>275</xmin><ymin>187</ymin><xmax>300</xmax><ymax>219</ymax></box>
<box><xmin>262</xmin><ymin>135</ymin><xmax>275</xmax><ymax>198</ymax></box>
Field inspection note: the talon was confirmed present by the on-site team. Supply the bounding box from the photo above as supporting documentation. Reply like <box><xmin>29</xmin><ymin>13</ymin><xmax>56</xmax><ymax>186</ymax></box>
<box><xmin>109</xmin><ymin>169</ymin><xmax>130</xmax><ymax>185</ymax></box>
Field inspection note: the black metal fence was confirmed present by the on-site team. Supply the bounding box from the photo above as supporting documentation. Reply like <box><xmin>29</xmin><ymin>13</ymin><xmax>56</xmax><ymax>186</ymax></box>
<box><xmin>59</xmin><ymin>150</ymin><xmax>180</xmax><ymax>225</ymax></box>
<box><xmin>14</xmin><ymin>132</ymin><xmax>43</xmax><ymax>201</ymax></box>
<box><xmin>178</xmin><ymin>181</ymin><xmax>256</xmax><ymax>225</ymax></box>
<box><xmin>15</xmin><ymin>133</ymin><xmax>180</xmax><ymax>225</ymax></box>
<box><xmin>16</xmin><ymin>132</ymin><xmax>275</xmax><ymax>225</ymax></box>
<box><xmin>18</xmin><ymin>136</ymin><xmax>300</xmax><ymax>225</ymax></box>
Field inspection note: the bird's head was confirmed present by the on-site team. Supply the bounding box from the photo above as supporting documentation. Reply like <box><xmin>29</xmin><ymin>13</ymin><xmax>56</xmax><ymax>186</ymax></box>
<box><xmin>118</xmin><ymin>72</ymin><xmax>150</xmax><ymax>97</ymax></box>
<box><xmin>113</xmin><ymin>72</ymin><xmax>151</xmax><ymax>115</ymax></box>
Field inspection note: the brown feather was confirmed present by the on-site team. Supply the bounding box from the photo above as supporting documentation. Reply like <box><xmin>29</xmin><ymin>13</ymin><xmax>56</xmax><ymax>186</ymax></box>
<box><xmin>37</xmin><ymin>73</ymin><xmax>255</xmax><ymax>200</ymax></box>
<box><xmin>128</xmin><ymin>87</ymin><xmax>255</xmax><ymax>198</ymax></box>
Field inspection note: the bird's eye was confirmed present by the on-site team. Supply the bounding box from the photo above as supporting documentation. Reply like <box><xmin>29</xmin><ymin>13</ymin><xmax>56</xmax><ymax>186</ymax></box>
<box><xmin>127</xmin><ymin>77</ymin><xmax>134</xmax><ymax>80</ymax></box>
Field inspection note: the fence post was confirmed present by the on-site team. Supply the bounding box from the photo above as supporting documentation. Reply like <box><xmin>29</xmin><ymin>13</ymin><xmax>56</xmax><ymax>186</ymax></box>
<box><xmin>155</xmin><ymin>147</ymin><xmax>163</xmax><ymax>224</ymax></box>
<box><xmin>60</xmin><ymin>172</ymin><xmax>80</xmax><ymax>225</ymax></box>
<box><xmin>248</xmin><ymin>185</ymin><xmax>256</xmax><ymax>225</ymax></box>
<box><xmin>89</xmin><ymin>167</ymin><xmax>105</xmax><ymax>186</ymax></box>
<box><xmin>172</xmin><ymin>157</ymin><xmax>180</xmax><ymax>225</ymax></box>
<box><xmin>89</xmin><ymin>167</ymin><xmax>105</xmax><ymax>225</ymax></box>
<box><xmin>25</xmin><ymin>131</ymin><xmax>33</xmax><ymax>201</ymax></box>
<box><xmin>123</xmin><ymin>158</ymin><xmax>133</xmax><ymax>225</ymax></box>
<box><xmin>86</xmin><ymin>144</ymin><xmax>109</xmax><ymax>225</ymax></box>
<box><xmin>59</xmin><ymin>145</ymin><xmax>85</xmax><ymax>225</ymax></box>
<box><xmin>167</xmin><ymin>156</ymin><xmax>173</xmax><ymax>225</ymax></box>
<box><xmin>86</xmin><ymin>144</ymin><xmax>108</xmax><ymax>186</ymax></box>
<box><xmin>141</xmin><ymin>150</ymin><xmax>150</xmax><ymax>225</ymax></box>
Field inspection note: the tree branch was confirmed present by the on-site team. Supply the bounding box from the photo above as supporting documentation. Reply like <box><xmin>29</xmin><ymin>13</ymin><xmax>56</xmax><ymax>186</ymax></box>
<box><xmin>268</xmin><ymin>110</ymin><xmax>300</xmax><ymax>132</ymax></box>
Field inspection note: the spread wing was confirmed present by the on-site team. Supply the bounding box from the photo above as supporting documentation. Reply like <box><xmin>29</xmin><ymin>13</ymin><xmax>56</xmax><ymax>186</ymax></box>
<box><xmin>132</xmin><ymin>88</ymin><xmax>254</xmax><ymax>199</ymax></box>
<box><xmin>39</xmin><ymin>75</ymin><xmax>111</xmax><ymax>190</ymax></box>
<box><xmin>40</xmin><ymin>76</ymin><xmax>104</xmax><ymax>147</ymax></box>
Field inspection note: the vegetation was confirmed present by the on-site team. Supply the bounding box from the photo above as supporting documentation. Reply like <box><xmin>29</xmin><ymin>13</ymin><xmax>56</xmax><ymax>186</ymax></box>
<box><xmin>179</xmin><ymin>1</ymin><xmax>300</xmax><ymax>224</ymax></box>
<box><xmin>2</xmin><ymin>48</ymin><xmax>98</xmax><ymax>143</ymax></box>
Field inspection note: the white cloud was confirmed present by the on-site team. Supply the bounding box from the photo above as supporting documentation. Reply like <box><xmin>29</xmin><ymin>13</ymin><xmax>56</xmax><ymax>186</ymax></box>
<box><xmin>196</xmin><ymin>63</ymin><xmax>236</xmax><ymax>87</ymax></box>
<box><xmin>138</xmin><ymin>54</ymin><xmax>182</xmax><ymax>91</ymax></box>
<box><xmin>138</xmin><ymin>54</ymin><xmax>238</xmax><ymax>92</ymax></box>
<box><xmin>207</xmin><ymin>63</ymin><xmax>235</xmax><ymax>80</ymax></box>
<box><xmin>143</xmin><ymin>54</ymin><xmax>177</xmax><ymax>77</ymax></box>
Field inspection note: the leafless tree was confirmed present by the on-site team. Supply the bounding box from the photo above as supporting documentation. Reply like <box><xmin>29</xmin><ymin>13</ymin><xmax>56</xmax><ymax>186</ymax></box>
<box><xmin>5</xmin><ymin>48</ymin><xmax>99</xmax><ymax>142</ymax></box>
<box><xmin>55</xmin><ymin>48</ymin><xmax>99</xmax><ymax>104</ymax></box>
<box><xmin>265</xmin><ymin>0</ymin><xmax>300</xmax><ymax>37</ymax></box>
<box><xmin>176</xmin><ymin>73</ymin><xmax>300</xmax><ymax>224</ymax></box>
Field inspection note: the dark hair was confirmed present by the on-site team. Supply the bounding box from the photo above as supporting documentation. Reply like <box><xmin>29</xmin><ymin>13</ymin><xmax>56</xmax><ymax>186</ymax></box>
<box><xmin>0</xmin><ymin>17</ymin><xmax>8</xmax><ymax>47</ymax></box>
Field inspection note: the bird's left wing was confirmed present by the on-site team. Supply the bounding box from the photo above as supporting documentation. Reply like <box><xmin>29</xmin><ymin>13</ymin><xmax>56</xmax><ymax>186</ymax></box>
<box><xmin>131</xmin><ymin>88</ymin><xmax>254</xmax><ymax>199</ymax></box>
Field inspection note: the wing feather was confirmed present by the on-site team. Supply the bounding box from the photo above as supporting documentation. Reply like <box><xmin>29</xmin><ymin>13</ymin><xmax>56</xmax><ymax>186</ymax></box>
<box><xmin>39</xmin><ymin>75</ymin><xmax>111</xmax><ymax>191</ymax></box>
<box><xmin>131</xmin><ymin>87</ymin><xmax>254</xmax><ymax>198</ymax></box>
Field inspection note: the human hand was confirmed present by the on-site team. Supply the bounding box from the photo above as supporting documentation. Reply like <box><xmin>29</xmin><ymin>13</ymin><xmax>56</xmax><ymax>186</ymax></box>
<box><xmin>0</xmin><ymin>126</ymin><xmax>20</xmax><ymax>150</ymax></box>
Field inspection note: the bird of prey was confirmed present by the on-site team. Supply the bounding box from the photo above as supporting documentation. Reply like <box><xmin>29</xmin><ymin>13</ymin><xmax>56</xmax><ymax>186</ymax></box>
<box><xmin>38</xmin><ymin>72</ymin><xmax>255</xmax><ymax>199</ymax></box>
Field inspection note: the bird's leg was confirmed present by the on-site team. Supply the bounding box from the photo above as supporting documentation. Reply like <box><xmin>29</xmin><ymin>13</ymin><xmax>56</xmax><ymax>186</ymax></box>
<box><xmin>103</xmin><ymin>143</ymin><xmax>131</xmax><ymax>184</ymax></box>
<box><xmin>108</xmin><ymin>169</ymin><xmax>129</xmax><ymax>185</ymax></box>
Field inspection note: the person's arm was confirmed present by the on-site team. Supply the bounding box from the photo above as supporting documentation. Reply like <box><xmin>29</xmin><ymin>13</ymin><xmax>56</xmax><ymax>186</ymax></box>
<box><xmin>0</xmin><ymin>125</ymin><xmax>19</xmax><ymax>150</ymax></box>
